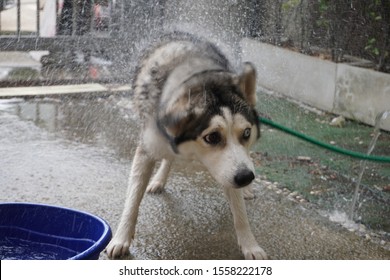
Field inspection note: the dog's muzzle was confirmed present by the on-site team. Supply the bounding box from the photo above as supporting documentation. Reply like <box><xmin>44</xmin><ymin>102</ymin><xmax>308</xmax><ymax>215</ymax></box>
<box><xmin>234</xmin><ymin>168</ymin><xmax>255</xmax><ymax>188</ymax></box>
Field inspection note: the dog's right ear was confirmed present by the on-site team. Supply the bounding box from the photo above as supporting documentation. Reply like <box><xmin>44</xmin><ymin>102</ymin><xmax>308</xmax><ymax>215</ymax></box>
<box><xmin>158</xmin><ymin>93</ymin><xmax>192</xmax><ymax>138</ymax></box>
<box><xmin>236</xmin><ymin>62</ymin><xmax>257</xmax><ymax>107</ymax></box>
<box><xmin>160</xmin><ymin>111</ymin><xmax>190</xmax><ymax>139</ymax></box>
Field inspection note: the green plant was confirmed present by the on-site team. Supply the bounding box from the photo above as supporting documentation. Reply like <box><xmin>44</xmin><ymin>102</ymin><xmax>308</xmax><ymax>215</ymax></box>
<box><xmin>365</xmin><ymin>38</ymin><xmax>380</xmax><ymax>56</ymax></box>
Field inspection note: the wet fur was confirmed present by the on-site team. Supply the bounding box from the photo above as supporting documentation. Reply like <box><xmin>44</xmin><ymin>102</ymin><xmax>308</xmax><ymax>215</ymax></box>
<box><xmin>106</xmin><ymin>32</ymin><xmax>267</xmax><ymax>260</ymax></box>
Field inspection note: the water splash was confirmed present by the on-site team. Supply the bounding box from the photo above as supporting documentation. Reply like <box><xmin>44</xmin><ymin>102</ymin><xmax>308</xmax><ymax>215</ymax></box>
<box><xmin>349</xmin><ymin>110</ymin><xmax>390</xmax><ymax>220</ymax></box>
<box><xmin>329</xmin><ymin>210</ymin><xmax>361</xmax><ymax>231</ymax></box>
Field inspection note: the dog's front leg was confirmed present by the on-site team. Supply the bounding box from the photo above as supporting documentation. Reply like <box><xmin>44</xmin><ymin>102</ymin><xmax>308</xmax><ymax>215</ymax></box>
<box><xmin>106</xmin><ymin>146</ymin><xmax>155</xmax><ymax>259</ymax></box>
<box><xmin>223</xmin><ymin>186</ymin><xmax>268</xmax><ymax>260</ymax></box>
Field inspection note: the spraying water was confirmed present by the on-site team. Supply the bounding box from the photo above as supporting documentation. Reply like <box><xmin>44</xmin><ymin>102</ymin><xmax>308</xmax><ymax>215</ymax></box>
<box><xmin>349</xmin><ymin>110</ymin><xmax>390</xmax><ymax>220</ymax></box>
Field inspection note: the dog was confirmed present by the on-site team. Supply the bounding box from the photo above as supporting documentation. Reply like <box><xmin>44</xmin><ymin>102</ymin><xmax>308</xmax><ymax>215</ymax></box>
<box><xmin>106</xmin><ymin>32</ymin><xmax>268</xmax><ymax>260</ymax></box>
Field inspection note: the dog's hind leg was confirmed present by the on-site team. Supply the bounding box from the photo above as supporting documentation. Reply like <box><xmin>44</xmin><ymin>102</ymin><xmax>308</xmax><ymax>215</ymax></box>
<box><xmin>223</xmin><ymin>186</ymin><xmax>268</xmax><ymax>260</ymax></box>
<box><xmin>147</xmin><ymin>158</ymin><xmax>172</xmax><ymax>193</ymax></box>
<box><xmin>106</xmin><ymin>145</ymin><xmax>155</xmax><ymax>259</ymax></box>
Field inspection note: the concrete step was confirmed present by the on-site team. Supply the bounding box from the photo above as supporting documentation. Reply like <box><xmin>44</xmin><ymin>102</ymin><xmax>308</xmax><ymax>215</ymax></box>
<box><xmin>0</xmin><ymin>83</ymin><xmax>131</xmax><ymax>98</ymax></box>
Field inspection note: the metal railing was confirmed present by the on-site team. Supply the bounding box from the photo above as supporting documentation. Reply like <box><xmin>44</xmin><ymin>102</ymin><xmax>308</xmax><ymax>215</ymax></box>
<box><xmin>0</xmin><ymin>0</ymin><xmax>123</xmax><ymax>51</ymax></box>
<box><xmin>0</xmin><ymin>0</ymin><xmax>166</xmax><ymax>83</ymax></box>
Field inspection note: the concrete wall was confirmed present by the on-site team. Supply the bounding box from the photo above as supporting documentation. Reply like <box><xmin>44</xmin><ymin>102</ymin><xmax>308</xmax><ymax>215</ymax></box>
<box><xmin>241</xmin><ymin>38</ymin><xmax>390</xmax><ymax>131</ymax></box>
<box><xmin>335</xmin><ymin>64</ymin><xmax>390</xmax><ymax>129</ymax></box>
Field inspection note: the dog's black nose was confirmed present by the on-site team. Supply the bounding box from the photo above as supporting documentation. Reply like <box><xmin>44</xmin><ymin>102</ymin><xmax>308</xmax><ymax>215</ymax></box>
<box><xmin>234</xmin><ymin>169</ymin><xmax>255</xmax><ymax>188</ymax></box>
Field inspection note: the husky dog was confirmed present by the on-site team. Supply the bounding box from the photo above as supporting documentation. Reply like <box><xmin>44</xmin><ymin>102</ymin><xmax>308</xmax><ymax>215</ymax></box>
<box><xmin>106</xmin><ymin>32</ymin><xmax>267</xmax><ymax>260</ymax></box>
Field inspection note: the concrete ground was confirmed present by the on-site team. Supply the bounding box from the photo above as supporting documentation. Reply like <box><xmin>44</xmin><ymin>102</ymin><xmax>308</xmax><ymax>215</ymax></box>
<box><xmin>0</xmin><ymin>97</ymin><xmax>389</xmax><ymax>260</ymax></box>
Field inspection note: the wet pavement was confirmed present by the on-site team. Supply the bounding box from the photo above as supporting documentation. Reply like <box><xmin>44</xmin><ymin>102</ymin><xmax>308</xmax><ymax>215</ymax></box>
<box><xmin>0</xmin><ymin>96</ymin><xmax>389</xmax><ymax>260</ymax></box>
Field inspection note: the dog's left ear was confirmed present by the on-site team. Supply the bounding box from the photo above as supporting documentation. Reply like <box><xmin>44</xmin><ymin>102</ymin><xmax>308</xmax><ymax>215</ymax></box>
<box><xmin>236</xmin><ymin>62</ymin><xmax>257</xmax><ymax>107</ymax></box>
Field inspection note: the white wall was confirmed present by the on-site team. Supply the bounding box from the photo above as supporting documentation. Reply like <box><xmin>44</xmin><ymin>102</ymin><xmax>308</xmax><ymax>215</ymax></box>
<box><xmin>241</xmin><ymin>38</ymin><xmax>390</xmax><ymax>131</ymax></box>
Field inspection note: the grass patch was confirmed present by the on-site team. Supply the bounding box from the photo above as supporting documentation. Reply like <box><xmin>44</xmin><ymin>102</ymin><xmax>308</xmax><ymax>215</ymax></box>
<box><xmin>253</xmin><ymin>91</ymin><xmax>390</xmax><ymax>231</ymax></box>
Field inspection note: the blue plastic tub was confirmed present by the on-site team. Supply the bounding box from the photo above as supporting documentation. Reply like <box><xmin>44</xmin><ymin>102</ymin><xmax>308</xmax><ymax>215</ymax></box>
<box><xmin>0</xmin><ymin>203</ymin><xmax>111</xmax><ymax>260</ymax></box>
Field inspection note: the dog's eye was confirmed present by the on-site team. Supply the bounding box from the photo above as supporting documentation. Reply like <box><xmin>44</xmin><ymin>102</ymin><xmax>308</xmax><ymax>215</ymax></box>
<box><xmin>204</xmin><ymin>132</ymin><xmax>222</xmax><ymax>145</ymax></box>
<box><xmin>243</xmin><ymin>128</ymin><xmax>251</xmax><ymax>140</ymax></box>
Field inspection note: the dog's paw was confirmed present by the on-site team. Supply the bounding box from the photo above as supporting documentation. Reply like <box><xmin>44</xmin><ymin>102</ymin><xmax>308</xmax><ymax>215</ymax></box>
<box><xmin>105</xmin><ymin>237</ymin><xmax>132</xmax><ymax>259</ymax></box>
<box><xmin>241</xmin><ymin>244</ymin><xmax>268</xmax><ymax>260</ymax></box>
<box><xmin>238</xmin><ymin>232</ymin><xmax>268</xmax><ymax>260</ymax></box>
<box><xmin>146</xmin><ymin>181</ymin><xmax>165</xmax><ymax>193</ymax></box>
<box><xmin>243</xmin><ymin>186</ymin><xmax>255</xmax><ymax>200</ymax></box>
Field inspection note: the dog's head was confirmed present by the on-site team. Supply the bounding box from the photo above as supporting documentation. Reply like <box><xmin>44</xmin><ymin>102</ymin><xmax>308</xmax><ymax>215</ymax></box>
<box><xmin>158</xmin><ymin>62</ymin><xmax>259</xmax><ymax>188</ymax></box>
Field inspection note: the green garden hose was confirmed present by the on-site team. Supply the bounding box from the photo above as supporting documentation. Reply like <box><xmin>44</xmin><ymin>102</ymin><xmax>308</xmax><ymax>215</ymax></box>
<box><xmin>259</xmin><ymin>117</ymin><xmax>390</xmax><ymax>163</ymax></box>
